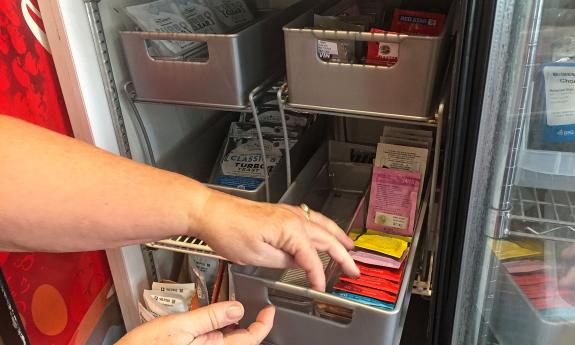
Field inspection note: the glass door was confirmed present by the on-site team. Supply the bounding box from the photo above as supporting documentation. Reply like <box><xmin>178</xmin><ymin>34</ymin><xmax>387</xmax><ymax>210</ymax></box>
<box><xmin>452</xmin><ymin>0</ymin><xmax>575</xmax><ymax>344</ymax></box>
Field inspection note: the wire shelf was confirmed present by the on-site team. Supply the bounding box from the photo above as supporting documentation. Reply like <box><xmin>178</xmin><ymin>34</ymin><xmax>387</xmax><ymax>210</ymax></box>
<box><xmin>146</xmin><ymin>236</ymin><xmax>224</xmax><ymax>260</ymax></box>
<box><xmin>508</xmin><ymin>186</ymin><xmax>575</xmax><ymax>242</ymax></box>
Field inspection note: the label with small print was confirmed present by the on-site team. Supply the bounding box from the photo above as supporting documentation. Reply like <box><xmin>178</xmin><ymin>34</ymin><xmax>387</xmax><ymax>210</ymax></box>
<box><xmin>543</xmin><ymin>64</ymin><xmax>575</xmax><ymax>142</ymax></box>
<box><xmin>374</xmin><ymin>212</ymin><xmax>408</xmax><ymax>230</ymax></box>
<box><xmin>317</xmin><ymin>40</ymin><xmax>339</xmax><ymax>59</ymax></box>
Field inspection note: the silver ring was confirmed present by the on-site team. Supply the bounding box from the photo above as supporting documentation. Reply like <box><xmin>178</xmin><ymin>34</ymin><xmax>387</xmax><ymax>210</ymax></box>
<box><xmin>300</xmin><ymin>203</ymin><xmax>311</xmax><ymax>221</ymax></box>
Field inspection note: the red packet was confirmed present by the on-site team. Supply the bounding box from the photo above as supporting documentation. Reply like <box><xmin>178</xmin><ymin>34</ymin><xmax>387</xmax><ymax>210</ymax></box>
<box><xmin>334</xmin><ymin>282</ymin><xmax>397</xmax><ymax>303</ymax></box>
<box><xmin>504</xmin><ymin>259</ymin><xmax>548</xmax><ymax>274</ymax></box>
<box><xmin>512</xmin><ymin>273</ymin><xmax>553</xmax><ymax>287</ymax></box>
<box><xmin>390</xmin><ymin>9</ymin><xmax>445</xmax><ymax>36</ymax></box>
<box><xmin>366</xmin><ymin>29</ymin><xmax>399</xmax><ymax>66</ymax></box>
<box><xmin>521</xmin><ymin>283</ymin><xmax>550</xmax><ymax>300</ymax></box>
<box><xmin>367</xmin><ymin>167</ymin><xmax>420</xmax><ymax>236</ymax></box>
<box><xmin>340</xmin><ymin>275</ymin><xmax>400</xmax><ymax>294</ymax></box>
<box><xmin>530</xmin><ymin>295</ymin><xmax>574</xmax><ymax>310</ymax></box>
<box><xmin>356</xmin><ymin>261</ymin><xmax>404</xmax><ymax>283</ymax></box>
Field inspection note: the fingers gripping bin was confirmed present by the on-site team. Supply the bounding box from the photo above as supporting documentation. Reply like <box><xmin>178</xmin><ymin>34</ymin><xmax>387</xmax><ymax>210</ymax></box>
<box><xmin>120</xmin><ymin>0</ymin><xmax>315</xmax><ymax>109</ymax></box>
<box><xmin>231</xmin><ymin>141</ymin><xmax>429</xmax><ymax>345</ymax></box>
<box><xmin>283</xmin><ymin>12</ymin><xmax>447</xmax><ymax>120</ymax></box>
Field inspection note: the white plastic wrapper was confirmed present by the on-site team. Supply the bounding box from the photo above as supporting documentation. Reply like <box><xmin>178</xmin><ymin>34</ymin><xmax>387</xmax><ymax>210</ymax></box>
<box><xmin>125</xmin><ymin>0</ymin><xmax>196</xmax><ymax>56</ymax></box>
<box><xmin>152</xmin><ymin>282</ymin><xmax>195</xmax><ymax>305</ymax></box>
<box><xmin>143</xmin><ymin>290</ymin><xmax>188</xmax><ymax>316</ymax></box>
<box><xmin>202</xmin><ymin>0</ymin><xmax>254</xmax><ymax>32</ymax></box>
<box><xmin>189</xmin><ymin>255</ymin><xmax>220</xmax><ymax>296</ymax></box>
<box><xmin>172</xmin><ymin>0</ymin><xmax>225</xmax><ymax>34</ymax></box>
<box><xmin>138</xmin><ymin>302</ymin><xmax>157</xmax><ymax>323</ymax></box>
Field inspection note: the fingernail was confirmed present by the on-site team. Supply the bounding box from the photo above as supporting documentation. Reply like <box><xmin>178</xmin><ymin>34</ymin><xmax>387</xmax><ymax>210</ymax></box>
<box><xmin>226</xmin><ymin>304</ymin><xmax>244</xmax><ymax>319</ymax></box>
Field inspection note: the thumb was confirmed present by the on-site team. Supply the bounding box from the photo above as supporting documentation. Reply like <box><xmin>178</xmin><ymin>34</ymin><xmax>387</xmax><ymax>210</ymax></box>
<box><xmin>186</xmin><ymin>301</ymin><xmax>245</xmax><ymax>337</ymax></box>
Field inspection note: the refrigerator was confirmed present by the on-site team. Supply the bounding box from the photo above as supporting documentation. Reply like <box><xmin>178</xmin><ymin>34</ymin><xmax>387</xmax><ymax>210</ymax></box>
<box><xmin>35</xmin><ymin>0</ymin><xmax>575</xmax><ymax>344</ymax></box>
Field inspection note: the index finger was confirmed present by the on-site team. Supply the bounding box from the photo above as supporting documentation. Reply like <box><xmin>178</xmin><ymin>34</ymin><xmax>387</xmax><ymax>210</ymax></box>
<box><xmin>310</xmin><ymin>210</ymin><xmax>355</xmax><ymax>250</ymax></box>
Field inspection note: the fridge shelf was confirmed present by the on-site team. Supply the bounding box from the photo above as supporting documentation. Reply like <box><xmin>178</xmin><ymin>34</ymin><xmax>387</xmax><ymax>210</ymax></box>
<box><xmin>146</xmin><ymin>236</ymin><xmax>223</xmax><ymax>260</ymax></box>
<box><xmin>489</xmin><ymin>243</ymin><xmax>575</xmax><ymax>345</ymax></box>
<box><xmin>282</xmin><ymin>1</ymin><xmax>449</xmax><ymax>122</ymax></box>
<box><xmin>509</xmin><ymin>186</ymin><xmax>575</xmax><ymax>243</ymax></box>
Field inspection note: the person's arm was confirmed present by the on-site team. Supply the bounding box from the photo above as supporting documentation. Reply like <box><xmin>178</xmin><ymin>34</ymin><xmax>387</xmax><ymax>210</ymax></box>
<box><xmin>0</xmin><ymin>115</ymin><xmax>358</xmax><ymax>290</ymax></box>
<box><xmin>0</xmin><ymin>114</ymin><xmax>211</xmax><ymax>251</ymax></box>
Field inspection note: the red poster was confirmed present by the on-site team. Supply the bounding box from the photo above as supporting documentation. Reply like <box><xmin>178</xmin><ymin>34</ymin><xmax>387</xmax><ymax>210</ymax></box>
<box><xmin>0</xmin><ymin>1</ymin><xmax>113</xmax><ymax>344</ymax></box>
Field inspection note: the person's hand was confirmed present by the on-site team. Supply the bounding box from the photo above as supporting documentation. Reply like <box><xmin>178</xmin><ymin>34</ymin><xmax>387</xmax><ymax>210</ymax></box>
<box><xmin>117</xmin><ymin>301</ymin><xmax>274</xmax><ymax>345</ymax></box>
<box><xmin>196</xmin><ymin>190</ymin><xmax>359</xmax><ymax>291</ymax></box>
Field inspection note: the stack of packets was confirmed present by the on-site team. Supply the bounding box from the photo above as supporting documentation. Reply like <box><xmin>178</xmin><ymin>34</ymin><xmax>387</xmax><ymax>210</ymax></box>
<box><xmin>491</xmin><ymin>239</ymin><xmax>575</xmax><ymax>321</ymax></box>
<box><xmin>213</xmin><ymin>101</ymin><xmax>310</xmax><ymax>191</ymax></box>
<box><xmin>331</xmin><ymin>127</ymin><xmax>431</xmax><ymax>309</ymax></box>
<box><xmin>125</xmin><ymin>0</ymin><xmax>255</xmax><ymax>60</ymax></box>
<box><xmin>138</xmin><ymin>255</ymin><xmax>229</xmax><ymax>323</ymax></box>
<box><xmin>313</xmin><ymin>0</ymin><xmax>446</xmax><ymax>66</ymax></box>
<box><xmin>332</xmin><ymin>229</ymin><xmax>410</xmax><ymax>310</ymax></box>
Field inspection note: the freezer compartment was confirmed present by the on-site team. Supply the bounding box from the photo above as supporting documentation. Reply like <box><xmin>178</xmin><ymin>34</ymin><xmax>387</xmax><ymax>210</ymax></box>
<box><xmin>231</xmin><ymin>140</ymin><xmax>429</xmax><ymax>345</ymax></box>
<box><xmin>206</xmin><ymin>116</ymin><xmax>325</xmax><ymax>202</ymax></box>
<box><xmin>490</xmin><ymin>243</ymin><xmax>575</xmax><ymax>345</ymax></box>
<box><xmin>120</xmin><ymin>0</ymin><xmax>319</xmax><ymax>109</ymax></box>
<box><xmin>283</xmin><ymin>3</ymin><xmax>448</xmax><ymax>120</ymax></box>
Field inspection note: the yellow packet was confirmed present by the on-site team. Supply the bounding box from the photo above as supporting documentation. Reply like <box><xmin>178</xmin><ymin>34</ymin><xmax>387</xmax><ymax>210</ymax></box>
<box><xmin>348</xmin><ymin>227</ymin><xmax>364</xmax><ymax>241</ymax></box>
<box><xmin>366</xmin><ymin>229</ymin><xmax>412</xmax><ymax>243</ymax></box>
<box><xmin>489</xmin><ymin>238</ymin><xmax>543</xmax><ymax>261</ymax></box>
<box><xmin>354</xmin><ymin>234</ymin><xmax>408</xmax><ymax>259</ymax></box>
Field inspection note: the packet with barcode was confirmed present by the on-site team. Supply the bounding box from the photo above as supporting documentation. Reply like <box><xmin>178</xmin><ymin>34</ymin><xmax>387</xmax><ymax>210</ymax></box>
<box><xmin>125</xmin><ymin>0</ymin><xmax>196</xmax><ymax>57</ymax></box>
<box><xmin>367</xmin><ymin>167</ymin><xmax>420</xmax><ymax>236</ymax></box>
<box><xmin>202</xmin><ymin>0</ymin><xmax>254</xmax><ymax>32</ymax></box>
<box><xmin>152</xmin><ymin>281</ymin><xmax>195</xmax><ymax>306</ymax></box>
<box><xmin>143</xmin><ymin>290</ymin><xmax>188</xmax><ymax>316</ymax></box>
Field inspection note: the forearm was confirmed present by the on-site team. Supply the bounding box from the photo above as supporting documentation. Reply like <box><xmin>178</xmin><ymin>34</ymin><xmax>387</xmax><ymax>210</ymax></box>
<box><xmin>0</xmin><ymin>115</ymin><xmax>212</xmax><ymax>252</ymax></box>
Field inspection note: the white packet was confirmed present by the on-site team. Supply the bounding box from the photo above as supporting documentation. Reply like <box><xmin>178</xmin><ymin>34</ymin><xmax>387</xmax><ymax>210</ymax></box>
<box><xmin>138</xmin><ymin>302</ymin><xmax>158</xmax><ymax>323</ymax></box>
<box><xmin>187</xmin><ymin>256</ymin><xmax>211</xmax><ymax>307</ymax></box>
<box><xmin>190</xmin><ymin>255</ymin><xmax>220</xmax><ymax>296</ymax></box>
<box><xmin>143</xmin><ymin>290</ymin><xmax>188</xmax><ymax>315</ymax></box>
<box><xmin>172</xmin><ymin>0</ymin><xmax>226</xmax><ymax>34</ymax></box>
<box><xmin>125</xmin><ymin>0</ymin><xmax>196</xmax><ymax>57</ymax></box>
<box><xmin>152</xmin><ymin>282</ymin><xmax>195</xmax><ymax>305</ymax></box>
<box><xmin>201</xmin><ymin>0</ymin><xmax>254</xmax><ymax>32</ymax></box>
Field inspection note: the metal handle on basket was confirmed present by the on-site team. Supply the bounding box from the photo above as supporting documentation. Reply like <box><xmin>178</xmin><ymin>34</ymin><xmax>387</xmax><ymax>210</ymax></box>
<box><xmin>259</xmin><ymin>278</ymin><xmax>361</xmax><ymax>313</ymax></box>
<box><xmin>310</xmin><ymin>29</ymin><xmax>410</xmax><ymax>43</ymax></box>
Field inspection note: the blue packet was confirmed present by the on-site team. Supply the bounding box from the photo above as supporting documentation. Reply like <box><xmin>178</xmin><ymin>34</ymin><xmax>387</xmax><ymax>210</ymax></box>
<box><xmin>332</xmin><ymin>291</ymin><xmax>395</xmax><ymax>310</ymax></box>
<box><xmin>541</xmin><ymin>63</ymin><xmax>575</xmax><ymax>143</ymax></box>
<box><xmin>214</xmin><ymin>175</ymin><xmax>263</xmax><ymax>190</ymax></box>
<box><xmin>540</xmin><ymin>307</ymin><xmax>575</xmax><ymax>322</ymax></box>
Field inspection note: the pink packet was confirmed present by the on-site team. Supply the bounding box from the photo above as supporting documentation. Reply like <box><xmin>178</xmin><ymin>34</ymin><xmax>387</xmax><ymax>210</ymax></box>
<box><xmin>503</xmin><ymin>260</ymin><xmax>549</xmax><ymax>274</ymax></box>
<box><xmin>367</xmin><ymin>167</ymin><xmax>420</xmax><ymax>236</ymax></box>
<box><xmin>350</xmin><ymin>250</ymin><xmax>407</xmax><ymax>269</ymax></box>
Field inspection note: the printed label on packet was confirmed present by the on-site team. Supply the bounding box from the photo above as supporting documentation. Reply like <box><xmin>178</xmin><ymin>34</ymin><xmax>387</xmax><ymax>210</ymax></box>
<box><xmin>208</xmin><ymin>0</ymin><xmax>254</xmax><ymax>31</ymax></box>
<box><xmin>366</xmin><ymin>29</ymin><xmax>399</xmax><ymax>66</ymax></box>
<box><xmin>390</xmin><ymin>9</ymin><xmax>445</xmax><ymax>36</ymax></box>
<box><xmin>367</xmin><ymin>167</ymin><xmax>420</xmax><ymax>236</ymax></box>
<box><xmin>317</xmin><ymin>40</ymin><xmax>339</xmax><ymax>59</ymax></box>
<box><xmin>542</xmin><ymin>64</ymin><xmax>575</xmax><ymax>142</ymax></box>
<box><xmin>152</xmin><ymin>282</ymin><xmax>195</xmax><ymax>304</ymax></box>
<box><xmin>221</xmin><ymin>140</ymin><xmax>282</xmax><ymax>178</ymax></box>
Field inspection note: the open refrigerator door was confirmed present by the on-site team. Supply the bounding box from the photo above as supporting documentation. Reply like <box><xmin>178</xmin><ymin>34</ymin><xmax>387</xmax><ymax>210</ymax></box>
<box><xmin>39</xmin><ymin>0</ymin><xmax>459</xmax><ymax>343</ymax></box>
